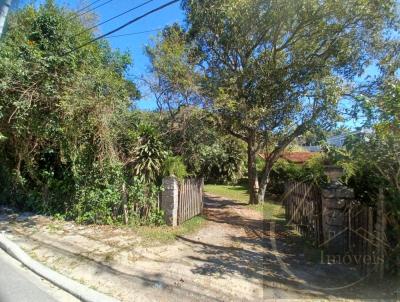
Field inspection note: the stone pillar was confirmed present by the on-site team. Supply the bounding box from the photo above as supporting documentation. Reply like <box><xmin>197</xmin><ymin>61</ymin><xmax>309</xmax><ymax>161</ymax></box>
<box><xmin>161</xmin><ymin>177</ymin><xmax>179</xmax><ymax>227</ymax></box>
<box><xmin>321</xmin><ymin>183</ymin><xmax>354</xmax><ymax>254</ymax></box>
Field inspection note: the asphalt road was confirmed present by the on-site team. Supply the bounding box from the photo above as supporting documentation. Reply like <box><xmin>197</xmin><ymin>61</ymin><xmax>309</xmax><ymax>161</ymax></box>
<box><xmin>0</xmin><ymin>249</ymin><xmax>77</xmax><ymax>302</ymax></box>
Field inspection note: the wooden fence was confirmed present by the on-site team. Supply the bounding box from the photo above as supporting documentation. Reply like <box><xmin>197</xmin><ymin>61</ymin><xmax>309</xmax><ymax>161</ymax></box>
<box><xmin>178</xmin><ymin>178</ymin><xmax>204</xmax><ymax>225</ymax></box>
<box><xmin>283</xmin><ymin>181</ymin><xmax>323</xmax><ymax>245</ymax></box>
<box><xmin>283</xmin><ymin>182</ymin><xmax>387</xmax><ymax>277</ymax></box>
<box><xmin>346</xmin><ymin>191</ymin><xmax>387</xmax><ymax>277</ymax></box>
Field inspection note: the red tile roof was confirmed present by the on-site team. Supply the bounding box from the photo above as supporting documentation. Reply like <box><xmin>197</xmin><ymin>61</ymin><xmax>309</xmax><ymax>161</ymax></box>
<box><xmin>281</xmin><ymin>152</ymin><xmax>316</xmax><ymax>163</ymax></box>
<box><xmin>258</xmin><ymin>151</ymin><xmax>317</xmax><ymax>164</ymax></box>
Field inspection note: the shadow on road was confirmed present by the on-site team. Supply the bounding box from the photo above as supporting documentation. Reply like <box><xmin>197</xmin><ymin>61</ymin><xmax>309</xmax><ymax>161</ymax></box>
<box><xmin>190</xmin><ymin>196</ymin><xmax>399</xmax><ymax>300</ymax></box>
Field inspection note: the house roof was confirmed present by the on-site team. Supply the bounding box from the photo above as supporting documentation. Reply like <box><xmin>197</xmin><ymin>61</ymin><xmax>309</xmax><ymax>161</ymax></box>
<box><xmin>258</xmin><ymin>151</ymin><xmax>317</xmax><ymax>164</ymax></box>
<box><xmin>281</xmin><ymin>152</ymin><xmax>316</xmax><ymax>163</ymax></box>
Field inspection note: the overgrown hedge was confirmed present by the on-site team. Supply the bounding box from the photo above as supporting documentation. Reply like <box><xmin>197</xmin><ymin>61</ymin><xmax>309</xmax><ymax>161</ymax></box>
<box><xmin>0</xmin><ymin>2</ymin><xmax>163</xmax><ymax>225</ymax></box>
<box><xmin>266</xmin><ymin>155</ymin><xmax>327</xmax><ymax>194</ymax></box>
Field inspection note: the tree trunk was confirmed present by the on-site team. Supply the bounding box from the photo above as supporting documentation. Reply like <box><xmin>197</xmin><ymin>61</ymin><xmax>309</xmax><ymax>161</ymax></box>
<box><xmin>247</xmin><ymin>133</ymin><xmax>259</xmax><ymax>204</ymax></box>
<box><xmin>257</xmin><ymin>154</ymin><xmax>280</xmax><ymax>204</ymax></box>
<box><xmin>257</xmin><ymin>163</ymin><xmax>273</xmax><ymax>203</ymax></box>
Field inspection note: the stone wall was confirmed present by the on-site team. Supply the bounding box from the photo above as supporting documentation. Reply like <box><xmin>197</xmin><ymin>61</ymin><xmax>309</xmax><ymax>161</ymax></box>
<box><xmin>321</xmin><ymin>183</ymin><xmax>354</xmax><ymax>254</ymax></box>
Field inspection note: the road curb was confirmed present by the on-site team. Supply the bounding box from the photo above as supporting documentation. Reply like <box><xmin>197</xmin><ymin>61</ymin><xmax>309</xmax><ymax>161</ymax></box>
<box><xmin>0</xmin><ymin>232</ymin><xmax>120</xmax><ymax>302</ymax></box>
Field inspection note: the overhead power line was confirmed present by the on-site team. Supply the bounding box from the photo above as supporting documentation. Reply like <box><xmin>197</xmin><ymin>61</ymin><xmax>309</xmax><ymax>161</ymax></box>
<box><xmin>107</xmin><ymin>28</ymin><xmax>162</xmax><ymax>38</ymax></box>
<box><xmin>73</xmin><ymin>0</ymin><xmax>104</xmax><ymax>15</ymax></box>
<box><xmin>70</xmin><ymin>0</ymin><xmax>116</xmax><ymax>20</ymax></box>
<box><xmin>66</xmin><ymin>0</ymin><xmax>179</xmax><ymax>54</ymax></box>
<box><xmin>75</xmin><ymin>0</ymin><xmax>155</xmax><ymax>38</ymax></box>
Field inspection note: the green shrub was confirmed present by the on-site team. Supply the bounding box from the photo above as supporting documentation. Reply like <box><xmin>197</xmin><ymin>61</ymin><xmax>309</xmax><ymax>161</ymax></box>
<box><xmin>198</xmin><ymin>137</ymin><xmax>246</xmax><ymax>184</ymax></box>
<box><xmin>268</xmin><ymin>155</ymin><xmax>327</xmax><ymax>194</ymax></box>
<box><xmin>126</xmin><ymin>176</ymin><xmax>164</xmax><ymax>226</ymax></box>
<box><xmin>70</xmin><ymin>160</ymin><xmax>124</xmax><ymax>224</ymax></box>
<box><xmin>70</xmin><ymin>162</ymin><xmax>164</xmax><ymax>225</ymax></box>
<box><xmin>162</xmin><ymin>155</ymin><xmax>188</xmax><ymax>180</ymax></box>
<box><xmin>130</xmin><ymin>124</ymin><xmax>168</xmax><ymax>181</ymax></box>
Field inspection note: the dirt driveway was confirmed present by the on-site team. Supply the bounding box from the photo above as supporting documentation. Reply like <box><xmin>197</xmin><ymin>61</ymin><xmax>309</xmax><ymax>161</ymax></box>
<box><xmin>0</xmin><ymin>195</ymin><xmax>397</xmax><ymax>301</ymax></box>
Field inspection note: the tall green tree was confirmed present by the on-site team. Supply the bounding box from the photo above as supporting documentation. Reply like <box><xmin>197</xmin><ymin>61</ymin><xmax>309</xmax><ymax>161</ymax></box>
<box><xmin>182</xmin><ymin>0</ymin><xmax>397</xmax><ymax>203</ymax></box>
<box><xmin>145</xmin><ymin>24</ymin><xmax>201</xmax><ymax>117</ymax></box>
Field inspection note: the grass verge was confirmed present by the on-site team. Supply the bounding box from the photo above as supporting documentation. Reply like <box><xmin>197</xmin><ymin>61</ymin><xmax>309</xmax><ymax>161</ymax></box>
<box><xmin>204</xmin><ymin>184</ymin><xmax>249</xmax><ymax>203</ymax></box>
<box><xmin>137</xmin><ymin>215</ymin><xmax>206</xmax><ymax>245</ymax></box>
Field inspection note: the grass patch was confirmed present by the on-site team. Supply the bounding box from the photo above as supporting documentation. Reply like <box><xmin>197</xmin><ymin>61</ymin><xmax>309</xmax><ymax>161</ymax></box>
<box><xmin>248</xmin><ymin>201</ymin><xmax>285</xmax><ymax>221</ymax></box>
<box><xmin>204</xmin><ymin>184</ymin><xmax>284</xmax><ymax>221</ymax></box>
<box><xmin>204</xmin><ymin>184</ymin><xmax>249</xmax><ymax>203</ymax></box>
<box><xmin>137</xmin><ymin>215</ymin><xmax>206</xmax><ymax>245</ymax></box>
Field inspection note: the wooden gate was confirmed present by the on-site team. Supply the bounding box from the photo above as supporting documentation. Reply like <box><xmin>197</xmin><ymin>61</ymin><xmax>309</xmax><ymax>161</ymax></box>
<box><xmin>178</xmin><ymin>178</ymin><xmax>204</xmax><ymax>224</ymax></box>
<box><xmin>346</xmin><ymin>194</ymin><xmax>387</xmax><ymax>277</ymax></box>
<box><xmin>283</xmin><ymin>181</ymin><xmax>323</xmax><ymax>245</ymax></box>
<box><xmin>284</xmin><ymin>182</ymin><xmax>388</xmax><ymax>277</ymax></box>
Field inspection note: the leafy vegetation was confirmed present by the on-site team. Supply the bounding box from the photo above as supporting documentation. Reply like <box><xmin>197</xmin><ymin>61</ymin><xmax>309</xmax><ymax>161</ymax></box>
<box><xmin>130</xmin><ymin>124</ymin><xmax>168</xmax><ymax>181</ymax></box>
<box><xmin>0</xmin><ymin>2</ymin><xmax>160</xmax><ymax>225</ymax></box>
<box><xmin>0</xmin><ymin>0</ymin><xmax>398</xmax><ymax>266</ymax></box>
<box><xmin>144</xmin><ymin>106</ymin><xmax>247</xmax><ymax>183</ymax></box>
<box><xmin>268</xmin><ymin>155</ymin><xmax>327</xmax><ymax>194</ymax></box>
<box><xmin>162</xmin><ymin>155</ymin><xmax>188</xmax><ymax>180</ymax></box>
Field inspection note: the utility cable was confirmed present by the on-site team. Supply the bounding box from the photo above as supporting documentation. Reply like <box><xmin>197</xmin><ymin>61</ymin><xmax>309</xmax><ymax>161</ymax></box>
<box><xmin>73</xmin><ymin>0</ymin><xmax>104</xmax><ymax>15</ymax></box>
<box><xmin>66</xmin><ymin>0</ymin><xmax>179</xmax><ymax>54</ymax></box>
<box><xmin>107</xmin><ymin>28</ymin><xmax>162</xmax><ymax>38</ymax></box>
<box><xmin>74</xmin><ymin>0</ymin><xmax>155</xmax><ymax>37</ymax></box>
<box><xmin>70</xmin><ymin>0</ymin><xmax>116</xmax><ymax>20</ymax></box>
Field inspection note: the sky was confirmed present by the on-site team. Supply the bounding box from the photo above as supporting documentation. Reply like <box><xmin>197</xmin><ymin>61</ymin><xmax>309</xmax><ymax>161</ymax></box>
<box><xmin>30</xmin><ymin>0</ymin><xmax>186</xmax><ymax>110</ymax></box>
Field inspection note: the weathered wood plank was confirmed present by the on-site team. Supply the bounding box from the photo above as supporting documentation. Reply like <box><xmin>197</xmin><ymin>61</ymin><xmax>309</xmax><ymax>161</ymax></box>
<box><xmin>176</xmin><ymin>178</ymin><xmax>203</xmax><ymax>225</ymax></box>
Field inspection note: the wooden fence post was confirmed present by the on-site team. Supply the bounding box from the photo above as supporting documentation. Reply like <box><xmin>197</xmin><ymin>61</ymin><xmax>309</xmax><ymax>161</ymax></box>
<box><xmin>376</xmin><ymin>188</ymin><xmax>386</xmax><ymax>279</ymax></box>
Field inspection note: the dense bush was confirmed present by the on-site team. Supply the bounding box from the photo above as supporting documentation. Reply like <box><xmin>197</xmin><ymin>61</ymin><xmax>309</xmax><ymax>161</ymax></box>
<box><xmin>267</xmin><ymin>155</ymin><xmax>327</xmax><ymax>194</ymax></box>
<box><xmin>0</xmin><ymin>2</ymin><xmax>163</xmax><ymax>225</ymax></box>
<box><xmin>154</xmin><ymin>108</ymin><xmax>247</xmax><ymax>183</ymax></box>
<box><xmin>162</xmin><ymin>155</ymin><xmax>188</xmax><ymax>180</ymax></box>
<box><xmin>337</xmin><ymin>131</ymin><xmax>400</xmax><ymax>274</ymax></box>
<box><xmin>129</xmin><ymin>124</ymin><xmax>168</xmax><ymax>181</ymax></box>
<box><xmin>198</xmin><ymin>136</ymin><xmax>246</xmax><ymax>184</ymax></box>
<box><xmin>125</xmin><ymin>176</ymin><xmax>164</xmax><ymax>226</ymax></box>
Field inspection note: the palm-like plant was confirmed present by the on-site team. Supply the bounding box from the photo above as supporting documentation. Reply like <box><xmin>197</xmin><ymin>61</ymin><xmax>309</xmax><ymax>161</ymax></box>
<box><xmin>131</xmin><ymin>125</ymin><xmax>168</xmax><ymax>181</ymax></box>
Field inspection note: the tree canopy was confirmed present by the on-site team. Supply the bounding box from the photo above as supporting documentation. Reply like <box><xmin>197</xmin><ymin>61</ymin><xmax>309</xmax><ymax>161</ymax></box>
<box><xmin>176</xmin><ymin>0</ymin><xmax>398</xmax><ymax>203</ymax></box>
